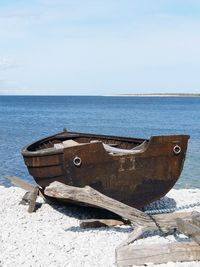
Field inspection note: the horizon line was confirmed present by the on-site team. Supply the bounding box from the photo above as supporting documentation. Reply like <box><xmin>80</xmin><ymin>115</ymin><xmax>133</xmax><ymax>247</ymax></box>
<box><xmin>0</xmin><ymin>93</ymin><xmax>200</xmax><ymax>97</ymax></box>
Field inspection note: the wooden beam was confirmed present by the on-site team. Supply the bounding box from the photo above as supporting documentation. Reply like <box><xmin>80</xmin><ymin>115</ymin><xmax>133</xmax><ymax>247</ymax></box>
<box><xmin>44</xmin><ymin>182</ymin><xmax>200</xmax><ymax>266</ymax></box>
<box><xmin>20</xmin><ymin>191</ymin><xmax>33</xmax><ymax>205</ymax></box>
<box><xmin>6</xmin><ymin>176</ymin><xmax>36</xmax><ymax>192</ymax></box>
<box><xmin>28</xmin><ymin>187</ymin><xmax>39</xmax><ymax>213</ymax></box>
<box><xmin>176</xmin><ymin>217</ymin><xmax>200</xmax><ymax>245</ymax></box>
<box><xmin>45</xmin><ymin>182</ymin><xmax>193</xmax><ymax>232</ymax></box>
<box><xmin>80</xmin><ymin>219</ymin><xmax>127</xmax><ymax>228</ymax></box>
<box><xmin>192</xmin><ymin>211</ymin><xmax>200</xmax><ymax>228</ymax></box>
<box><xmin>116</xmin><ymin>241</ymin><xmax>200</xmax><ymax>266</ymax></box>
<box><xmin>44</xmin><ymin>181</ymin><xmax>155</xmax><ymax>228</ymax></box>
<box><xmin>6</xmin><ymin>176</ymin><xmax>44</xmax><ymax>198</ymax></box>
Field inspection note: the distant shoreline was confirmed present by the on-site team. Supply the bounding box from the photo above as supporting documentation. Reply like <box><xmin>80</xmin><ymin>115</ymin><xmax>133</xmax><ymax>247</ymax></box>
<box><xmin>0</xmin><ymin>93</ymin><xmax>200</xmax><ymax>97</ymax></box>
<box><xmin>113</xmin><ymin>93</ymin><xmax>200</xmax><ymax>97</ymax></box>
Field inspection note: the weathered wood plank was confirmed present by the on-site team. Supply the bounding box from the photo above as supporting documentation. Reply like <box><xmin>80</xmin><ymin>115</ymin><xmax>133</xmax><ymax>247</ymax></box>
<box><xmin>45</xmin><ymin>182</ymin><xmax>153</xmax><ymax>227</ymax></box>
<box><xmin>43</xmin><ymin>182</ymin><xmax>200</xmax><ymax>266</ymax></box>
<box><xmin>176</xmin><ymin>217</ymin><xmax>200</xmax><ymax>245</ymax></box>
<box><xmin>6</xmin><ymin>175</ymin><xmax>36</xmax><ymax>192</ymax></box>
<box><xmin>80</xmin><ymin>218</ymin><xmax>126</xmax><ymax>228</ymax></box>
<box><xmin>20</xmin><ymin>191</ymin><xmax>33</xmax><ymax>205</ymax></box>
<box><xmin>117</xmin><ymin>226</ymin><xmax>145</xmax><ymax>248</ymax></box>
<box><xmin>6</xmin><ymin>176</ymin><xmax>44</xmax><ymax>198</ymax></box>
<box><xmin>19</xmin><ymin>188</ymin><xmax>40</xmax><ymax>213</ymax></box>
<box><xmin>116</xmin><ymin>241</ymin><xmax>200</xmax><ymax>266</ymax></box>
<box><xmin>45</xmin><ymin>182</ymin><xmax>193</xmax><ymax>232</ymax></box>
<box><xmin>192</xmin><ymin>211</ymin><xmax>200</xmax><ymax>228</ymax></box>
<box><xmin>28</xmin><ymin>187</ymin><xmax>39</xmax><ymax>213</ymax></box>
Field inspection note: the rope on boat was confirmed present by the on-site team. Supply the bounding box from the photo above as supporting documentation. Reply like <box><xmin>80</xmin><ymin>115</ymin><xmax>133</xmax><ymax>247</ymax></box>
<box><xmin>144</xmin><ymin>201</ymin><xmax>200</xmax><ymax>215</ymax></box>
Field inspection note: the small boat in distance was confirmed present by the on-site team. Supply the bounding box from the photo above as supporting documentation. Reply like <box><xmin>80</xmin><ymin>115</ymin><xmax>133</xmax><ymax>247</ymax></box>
<box><xmin>21</xmin><ymin>129</ymin><xmax>189</xmax><ymax>208</ymax></box>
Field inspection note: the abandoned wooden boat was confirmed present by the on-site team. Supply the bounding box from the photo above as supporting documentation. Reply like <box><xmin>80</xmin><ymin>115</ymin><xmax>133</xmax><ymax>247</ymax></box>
<box><xmin>21</xmin><ymin>129</ymin><xmax>189</xmax><ymax>208</ymax></box>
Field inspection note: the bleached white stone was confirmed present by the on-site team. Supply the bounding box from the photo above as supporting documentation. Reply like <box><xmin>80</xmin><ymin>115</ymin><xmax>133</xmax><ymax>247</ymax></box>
<box><xmin>0</xmin><ymin>186</ymin><xmax>199</xmax><ymax>267</ymax></box>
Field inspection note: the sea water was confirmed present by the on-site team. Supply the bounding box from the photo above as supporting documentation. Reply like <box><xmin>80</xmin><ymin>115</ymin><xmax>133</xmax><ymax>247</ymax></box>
<box><xmin>0</xmin><ymin>95</ymin><xmax>199</xmax><ymax>188</ymax></box>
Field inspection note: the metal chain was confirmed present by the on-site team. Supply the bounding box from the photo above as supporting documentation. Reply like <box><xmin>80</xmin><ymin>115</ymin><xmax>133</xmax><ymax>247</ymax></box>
<box><xmin>144</xmin><ymin>201</ymin><xmax>200</xmax><ymax>215</ymax></box>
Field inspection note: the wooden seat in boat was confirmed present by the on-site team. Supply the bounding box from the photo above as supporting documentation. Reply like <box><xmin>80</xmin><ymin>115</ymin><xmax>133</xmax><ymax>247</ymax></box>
<box><xmin>54</xmin><ymin>139</ymin><xmax>147</xmax><ymax>154</ymax></box>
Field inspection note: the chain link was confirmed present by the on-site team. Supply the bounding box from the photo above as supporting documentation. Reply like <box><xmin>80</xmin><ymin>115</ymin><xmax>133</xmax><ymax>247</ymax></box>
<box><xmin>144</xmin><ymin>201</ymin><xmax>200</xmax><ymax>215</ymax></box>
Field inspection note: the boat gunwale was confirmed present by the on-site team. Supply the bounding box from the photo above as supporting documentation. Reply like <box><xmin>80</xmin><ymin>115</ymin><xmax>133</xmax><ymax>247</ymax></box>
<box><xmin>21</xmin><ymin>131</ymin><xmax>190</xmax><ymax>158</ymax></box>
<box><xmin>21</xmin><ymin>130</ymin><xmax>148</xmax><ymax>157</ymax></box>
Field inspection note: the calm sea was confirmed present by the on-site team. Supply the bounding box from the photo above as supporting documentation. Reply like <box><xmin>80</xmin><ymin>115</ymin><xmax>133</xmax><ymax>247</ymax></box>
<box><xmin>0</xmin><ymin>95</ymin><xmax>199</xmax><ymax>188</ymax></box>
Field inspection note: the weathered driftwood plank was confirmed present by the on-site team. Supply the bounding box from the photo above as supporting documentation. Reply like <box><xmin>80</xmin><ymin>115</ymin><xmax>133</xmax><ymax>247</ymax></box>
<box><xmin>80</xmin><ymin>219</ymin><xmax>126</xmax><ymax>228</ymax></box>
<box><xmin>45</xmin><ymin>182</ymin><xmax>192</xmax><ymax>232</ymax></box>
<box><xmin>45</xmin><ymin>182</ymin><xmax>200</xmax><ymax>266</ymax></box>
<box><xmin>20</xmin><ymin>191</ymin><xmax>33</xmax><ymax>205</ymax></box>
<box><xmin>176</xmin><ymin>217</ymin><xmax>200</xmax><ymax>245</ymax></box>
<box><xmin>116</xmin><ymin>241</ymin><xmax>200</xmax><ymax>266</ymax></box>
<box><xmin>6</xmin><ymin>175</ymin><xmax>36</xmax><ymax>192</ymax></box>
<box><xmin>45</xmin><ymin>181</ymin><xmax>153</xmax><ymax>228</ymax></box>
<box><xmin>6</xmin><ymin>176</ymin><xmax>44</xmax><ymax>198</ymax></box>
<box><xmin>28</xmin><ymin>187</ymin><xmax>39</xmax><ymax>213</ymax></box>
<box><xmin>192</xmin><ymin>211</ymin><xmax>200</xmax><ymax>228</ymax></box>
<box><xmin>20</xmin><ymin>187</ymin><xmax>40</xmax><ymax>213</ymax></box>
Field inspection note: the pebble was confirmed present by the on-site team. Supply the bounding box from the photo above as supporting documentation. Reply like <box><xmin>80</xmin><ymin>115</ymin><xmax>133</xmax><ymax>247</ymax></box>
<box><xmin>0</xmin><ymin>186</ymin><xmax>199</xmax><ymax>267</ymax></box>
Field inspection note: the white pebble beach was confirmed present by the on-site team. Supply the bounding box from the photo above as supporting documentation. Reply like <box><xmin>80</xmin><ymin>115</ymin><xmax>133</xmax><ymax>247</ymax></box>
<box><xmin>0</xmin><ymin>185</ymin><xmax>199</xmax><ymax>267</ymax></box>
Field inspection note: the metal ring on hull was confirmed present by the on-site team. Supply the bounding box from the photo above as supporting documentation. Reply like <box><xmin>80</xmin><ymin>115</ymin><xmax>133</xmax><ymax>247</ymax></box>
<box><xmin>173</xmin><ymin>145</ymin><xmax>181</xmax><ymax>155</ymax></box>
<box><xmin>73</xmin><ymin>156</ymin><xmax>82</xmax><ymax>167</ymax></box>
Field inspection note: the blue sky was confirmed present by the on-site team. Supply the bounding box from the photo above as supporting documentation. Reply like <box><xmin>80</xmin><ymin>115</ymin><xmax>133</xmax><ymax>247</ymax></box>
<box><xmin>0</xmin><ymin>0</ymin><xmax>200</xmax><ymax>95</ymax></box>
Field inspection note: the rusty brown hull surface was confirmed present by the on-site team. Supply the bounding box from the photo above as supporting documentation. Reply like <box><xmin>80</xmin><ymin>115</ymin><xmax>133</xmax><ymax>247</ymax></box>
<box><xmin>21</xmin><ymin>131</ymin><xmax>189</xmax><ymax>208</ymax></box>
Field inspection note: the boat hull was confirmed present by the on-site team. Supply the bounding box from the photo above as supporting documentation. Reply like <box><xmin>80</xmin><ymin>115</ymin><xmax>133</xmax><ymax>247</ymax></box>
<box><xmin>21</xmin><ymin>131</ymin><xmax>189</xmax><ymax>208</ymax></box>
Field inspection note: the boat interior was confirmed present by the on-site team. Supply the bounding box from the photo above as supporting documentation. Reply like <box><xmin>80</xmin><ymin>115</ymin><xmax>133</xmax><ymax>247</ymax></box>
<box><xmin>27</xmin><ymin>132</ymin><xmax>148</xmax><ymax>155</ymax></box>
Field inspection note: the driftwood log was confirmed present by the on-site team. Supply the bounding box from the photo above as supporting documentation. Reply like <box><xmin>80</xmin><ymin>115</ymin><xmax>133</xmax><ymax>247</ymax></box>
<box><xmin>192</xmin><ymin>212</ymin><xmax>200</xmax><ymax>227</ymax></box>
<box><xmin>6</xmin><ymin>176</ymin><xmax>44</xmax><ymax>197</ymax></box>
<box><xmin>45</xmin><ymin>182</ymin><xmax>200</xmax><ymax>266</ymax></box>
<box><xmin>6</xmin><ymin>176</ymin><xmax>37</xmax><ymax>192</ymax></box>
<box><xmin>27</xmin><ymin>187</ymin><xmax>40</xmax><ymax>213</ymax></box>
<box><xmin>116</xmin><ymin>241</ymin><xmax>200</xmax><ymax>266</ymax></box>
<box><xmin>6</xmin><ymin>176</ymin><xmax>43</xmax><ymax>212</ymax></box>
<box><xmin>117</xmin><ymin>215</ymin><xmax>200</xmax><ymax>266</ymax></box>
<box><xmin>45</xmin><ymin>182</ymin><xmax>157</xmax><ymax>228</ymax></box>
<box><xmin>80</xmin><ymin>219</ymin><xmax>126</xmax><ymax>228</ymax></box>
<box><xmin>45</xmin><ymin>182</ymin><xmax>193</xmax><ymax>232</ymax></box>
<box><xmin>176</xmin><ymin>215</ymin><xmax>200</xmax><ymax>245</ymax></box>
<box><xmin>7</xmin><ymin>178</ymin><xmax>200</xmax><ymax>265</ymax></box>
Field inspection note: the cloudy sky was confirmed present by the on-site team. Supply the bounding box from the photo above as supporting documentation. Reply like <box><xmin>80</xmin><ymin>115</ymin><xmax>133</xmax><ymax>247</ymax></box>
<box><xmin>0</xmin><ymin>0</ymin><xmax>200</xmax><ymax>95</ymax></box>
